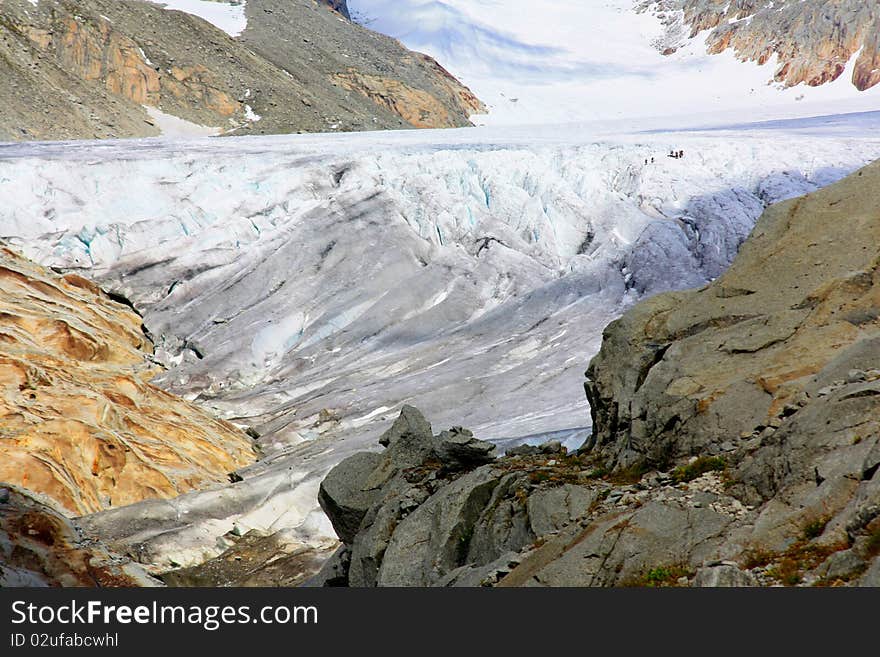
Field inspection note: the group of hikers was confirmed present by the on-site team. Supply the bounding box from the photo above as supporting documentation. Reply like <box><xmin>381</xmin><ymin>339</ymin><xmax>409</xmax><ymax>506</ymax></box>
<box><xmin>643</xmin><ymin>149</ymin><xmax>685</xmax><ymax>165</ymax></box>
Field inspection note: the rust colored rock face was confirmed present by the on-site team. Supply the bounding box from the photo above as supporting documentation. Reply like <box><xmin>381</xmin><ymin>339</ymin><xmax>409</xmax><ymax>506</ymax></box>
<box><xmin>0</xmin><ymin>249</ymin><xmax>255</xmax><ymax>517</ymax></box>
<box><xmin>644</xmin><ymin>0</ymin><xmax>880</xmax><ymax>91</ymax></box>
<box><xmin>0</xmin><ymin>486</ymin><xmax>159</xmax><ymax>587</ymax></box>
<box><xmin>333</xmin><ymin>58</ymin><xmax>484</xmax><ymax>129</ymax></box>
<box><xmin>334</xmin><ymin>71</ymin><xmax>452</xmax><ymax>129</ymax></box>
<box><xmin>21</xmin><ymin>13</ymin><xmax>237</xmax><ymax>120</ymax></box>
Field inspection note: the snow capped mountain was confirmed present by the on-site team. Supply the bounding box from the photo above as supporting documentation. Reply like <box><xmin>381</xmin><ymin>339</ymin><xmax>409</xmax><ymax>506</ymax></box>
<box><xmin>5</xmin><ymin>0</ymin><xmax>880</xmax><ymax>581</ymax></box>
<box><xmin>4</xmin><ymin>114</ymin><xmax>880</xmax><ymax>562</ymax></box>
<box><xmin>348</xmin><ymin>0</ymin><xmax>880</xmax><ymax>125</ymax></box>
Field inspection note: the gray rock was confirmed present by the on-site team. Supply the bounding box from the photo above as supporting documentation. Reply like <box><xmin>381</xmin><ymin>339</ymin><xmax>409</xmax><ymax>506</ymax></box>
<box><xmin>437</xmin><ymin>552</ymin><xmax>522</xmax><ymax>587</ymax></box>
<box><xmin>378</xmin><ymin>405</ymin><xmax>433</xmax><ymax>448</ymax></box>
<box><xmin>526</xmin><ymin>484</ymin><xmax>597</xmax><ymax>537</ymax></box>
<box><xmin>376</xmin><ymin>465</ymin><xmax>500</xmax><ymax>586</ymax></box>
<box><xmin>506</xmin><ymin>444</ymin><xmax>541</xmax><ymax>457</ymax></box>
<box><xmin>465</xmin><ymin>473</ymin><xmax>534</xmax><ymax>566</ymax></box>
<box><xmin>501</xmin><ymin>495</ymin><xmax>739</xmax><ymax>587</ymax></box>
<box><xmin>819</xmin><ymin>549</ymin><xmax>866</xmax><ymax>582</ymax></box>
<box><xmin>539</xmin><ymin>440</ymin><xmax>565</xmax><ymax>454</ymax></box>
<box><xmin>693</xmin><ymin>563</ymin><xmax>757</xmax><ymax>587</ymax></box>
<box><xmin>302</xmin><ymin>545</ymin><xmax>351</xmax><ymax>587</ymax></box>
<box><xmin>857</xmin><ymin>557</ymin><xmax>880</xmax><ymax>587</ymax></box>
<box><xmin>365</xmin><ymin>409</ymin><xmax>436</xmax><ymax>490</ymax></box>
<box><xmin>317</xmin><ymin>451</ymin><xmax>384</xmax><ymax>544</ymax></box>
<box><xmin>433</xmin><ymin>427</ymin><xmax>496</xmax><ymax>468</ymax></box>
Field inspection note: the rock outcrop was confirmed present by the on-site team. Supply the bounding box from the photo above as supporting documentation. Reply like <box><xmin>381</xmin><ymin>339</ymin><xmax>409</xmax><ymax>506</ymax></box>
<box><xmin>0</xmin><ymin>248</ymin><xmax>255</xmax><ymax>516</ymax></box>
<box><xmin>315</xmin><ymin>160</ymin><xmax>880</xmax><ymax>587</ymax></box>
<box><xmin>0</xmin><ymin>485</ymin><xmax>160</xmax><ymax>587</ymax></box>
<box><xmin>568</xmin><ymin>158</ymin><xmax>880</xmax><ymax>586</ymax></box>
<box><xmin>311</xmin><ymin>405</ymin><xmax>602</xmax><ymax>587</ymax></box>
<box><xmin>642</xmin><ymin>0</ymin><xmax>880</xmax><ymax>91</ymax></box>
<box><xmin>0</xmin><ymin>0</ymin><xmax>483</xmax><ymax>141</ymax></box>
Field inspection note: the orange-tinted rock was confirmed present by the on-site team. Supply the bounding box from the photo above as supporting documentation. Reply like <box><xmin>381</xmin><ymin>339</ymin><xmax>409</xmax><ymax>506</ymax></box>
<box><xmin>21</xmin><ymin>14</ymin><xmax>236</xmax><ymax>119</ymax></box>
<box><xmin>646</xmin><ymin>0</ymin><xmax>880</xmax><ymax>92</ymax></box>
<box><xmin>333</xmin><ymin>67</ymin><xmax>484</xmax><ymax>129</ymax></box>
<box><xmin>0</xmin><ymin>249</ymin><xmax>255</xmax><ymax>517</ymax></box>
<box><xmin>0</xmin><ymin>486</ymin><xmax>159</xmax><ymax>587</ymax></box>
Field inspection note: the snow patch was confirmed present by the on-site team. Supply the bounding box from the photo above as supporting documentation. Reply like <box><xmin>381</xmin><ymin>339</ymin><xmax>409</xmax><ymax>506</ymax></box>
<box><xmin>147</xmin><ymin>0</ymin><xmax>248</xmax><ymax>37</ymax></box>
<box><xmin>144</xmin><ymin>106</ymin><xmax>221</xmax><ymax>137</ymax></box>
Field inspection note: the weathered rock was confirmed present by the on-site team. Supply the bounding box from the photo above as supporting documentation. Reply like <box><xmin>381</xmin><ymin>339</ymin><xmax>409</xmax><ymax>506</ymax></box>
<box><xmin>815</xmin><ymin>549</ymin><xmax>867</xmax><ymax>583</ymax></box>
<box><xmin>302</xmin><ymin>545</ymin><xmax>351</xmax><ymax>587</ymax></box>
<box><xmin>465</xmin><ymin>472</ymin><xmax>534</xmax><ymax>566</ymax></box>
<box><xmin>642</xmin><ymin>1</ymin><xmax>880</xmax><ymax>91</ymax></box>
<box><xmin>506</xmin><ymin>444</ymin><xmax>542</xmax><ymax>457</ymax></box>
<box><xmin>433</xmin><ymin>427</ymin><xmax>497</xmax><ymax>468</ymax></box>
<box><xmin>376</xmin><ymin>465</ymin><xmax>500</xmax><ymax>586</ymax></box>
<box><xmin>317</xmin><ymin>451</ymin><xmax>384</xmax><ymax>544</ymax></box>
<box><xmin>378</xmin><ymin>404</ymin><xmax>433</xmax><ymax>447</ymax></box>
<box><xmin>693</xmin><ymin>563</ymin><xmax>757</xmax><ymax>587</ymax></box>
<box><xmin>526</xmin><ymin>484</ymin><xmax>597</xmax><ymax>537</ymax></box>
<box><xmin>437</xmin><ymin>552</ymin><xmax>522</xmax><ymax>587</ymax></box>
<box><xmin>857</xmin><ymin>557</ymin><xmax>880</xmax><ymax>587</ymax></box>
<box><xmin>500</xmin><ymin>493</ymin><xmax>738</xmax><ymax>587</ymax></box>
<box><xmin>586</xmin><ymin>160</ymin><xmax>880</xmax><ymax>479</ymax></box>
<box><xmin>0</xmin><ymin>248</ymin><xmax>255</xmax><ymax>516</ymax></box>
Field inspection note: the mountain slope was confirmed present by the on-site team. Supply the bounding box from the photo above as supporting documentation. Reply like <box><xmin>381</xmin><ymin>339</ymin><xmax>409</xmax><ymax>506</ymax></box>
<box><xmin>349</xmin><ymin>0</ymin><xmax>880</xmax><ymax>126</ymax></box>
<box><xmin>0</xmin><ymin>0</ymin><xmax>482</xmax><ymax>141</ymax></box>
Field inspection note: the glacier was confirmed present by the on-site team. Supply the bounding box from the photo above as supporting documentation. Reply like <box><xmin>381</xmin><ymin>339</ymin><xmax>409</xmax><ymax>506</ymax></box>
<box><xmin>348</xmin><ymin>0</ymin><xmax>880</xmax><ymax>126</ymax></box>
<box><xmin>3</xmin><ymin>113</ymin><xmax>880</xmax><ymax>565</ymax></box>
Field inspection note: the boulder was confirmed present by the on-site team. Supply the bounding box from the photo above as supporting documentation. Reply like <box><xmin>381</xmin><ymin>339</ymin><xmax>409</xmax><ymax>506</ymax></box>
<box><xmin>433</xmin><ymin>427</ymin><xmax>497</xmax><ymax>467</ymax></box>
<box><xmin>378</xmin><ymin>404</ymin><xmax>433</xmax><ymax>447</ymax></box>
<box><xmin>693</xmin><ymin>563</ymin><xmax>758</xmax><ymax>587</ymax></box>
<box><xmin>317</xmin><ymin>451</ymin><xmax>384</xmax><ymax>544</ymax></box>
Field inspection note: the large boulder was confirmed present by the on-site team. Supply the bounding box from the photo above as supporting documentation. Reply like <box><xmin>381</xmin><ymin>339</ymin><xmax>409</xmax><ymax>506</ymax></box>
<box><xmin>317</xmin><ymin>452</ymin><xmax>384</xmax><ymax>544</ymax></box>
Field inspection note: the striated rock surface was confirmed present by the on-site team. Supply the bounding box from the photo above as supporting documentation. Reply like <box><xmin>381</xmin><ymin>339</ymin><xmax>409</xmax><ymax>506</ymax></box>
<box><xmin>0</xmin><ymin>248</ymin><xmax>255</xmax><ymax>516</ymax></box>
<box><xmin>642</xmin><ymin>0</ymin><xmax>880</xmax><ymax>91</ymax></box>
<box><xmin>0</xmin><ymin>0</ymin><xmax>482</xmax><ymax>141</ymax></box>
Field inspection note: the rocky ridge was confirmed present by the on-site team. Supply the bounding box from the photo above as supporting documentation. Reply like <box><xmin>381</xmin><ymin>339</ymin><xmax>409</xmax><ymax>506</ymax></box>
<box><xmin>313</xmin><ymin>160</ymin><xmax>880</xmax><ymax>587</ymax></box>
<box><xmin>0</xmin><ymin>0</ymin><xmax>482</xmax><ymax>141</ymax></box>
<box><xmin>642</xmin><ymin>0</ymin><xmax>880</xmax><ymax>91</ymax></box>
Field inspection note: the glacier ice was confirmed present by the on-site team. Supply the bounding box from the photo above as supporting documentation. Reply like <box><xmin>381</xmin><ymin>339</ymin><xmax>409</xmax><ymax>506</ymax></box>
<box><xmin>348</xmin><ymin>0</ymin><xmax>880</xmax><ymax>126</ymax></box>
<box><xmin>2</xmin><ymin>116</ymin><xmax>880</xmax><ymax>562</ymax></box>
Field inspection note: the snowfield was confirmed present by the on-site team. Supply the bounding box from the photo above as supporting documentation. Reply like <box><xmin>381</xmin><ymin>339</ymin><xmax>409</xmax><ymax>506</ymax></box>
<box><xmin>348</xmin><ymin>0</ymin><xmax>880</xmax><ymax>126</ymax></box>
<box><xmin>146</xmin><ymin>0</ymin><xmax>248</xmax><ymax>37</ymax></box>
<box><xmin>3</xmin><ymin>113</ymin><xmax>880</xmax><ymax>562</ymax></box>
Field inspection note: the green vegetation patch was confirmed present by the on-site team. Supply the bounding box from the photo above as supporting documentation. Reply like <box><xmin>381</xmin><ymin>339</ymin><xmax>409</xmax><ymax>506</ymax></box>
<box><xmin>672</xmin><ymin>456</ymin><xmax>726</xmax><ymax>484</ymax></box>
